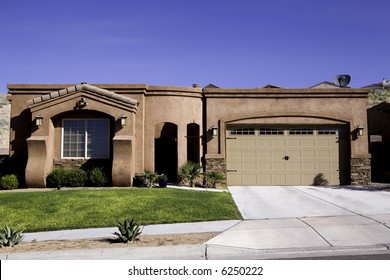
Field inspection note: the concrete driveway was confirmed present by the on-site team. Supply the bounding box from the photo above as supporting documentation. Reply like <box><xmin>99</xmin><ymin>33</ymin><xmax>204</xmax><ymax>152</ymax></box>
<box><xmin>228</xmin><ymin>186</ymin><xmax>390</xmax><ymax>219</ymax></box>
<box><xmin>206</xmin><ymin>186</ymin><xmax>390</xmax><ymax>259</ymax></box>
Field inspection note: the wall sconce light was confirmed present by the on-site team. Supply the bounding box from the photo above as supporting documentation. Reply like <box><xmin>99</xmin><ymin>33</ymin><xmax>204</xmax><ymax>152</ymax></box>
<box><xmin>211</xmin><ymin>126</ymin><xmax>218</xmax><ymax>136</ymax></box>
<box><xmin>76</xmin><ymin>97</ymin><xmax>87</xmax><ymax>107</ymax></box>
<box><xmin>35</xmin><ymin>115</ymin><xmax>43</xmax><ymax>126</ymax></box>
<box><xmin>120</xmin><ymin>115</ymin><xmax>127</xmax><ymax>127</ymax></box>
<box><xmin>355</xmin><ymin>125</ymin><xmax>364</xmax><ymax>137</ymax></box>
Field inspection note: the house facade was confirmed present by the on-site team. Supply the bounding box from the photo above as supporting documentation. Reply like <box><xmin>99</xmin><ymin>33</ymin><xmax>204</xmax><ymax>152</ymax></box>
<box><xmin>7</xmin><ymin>83</ymin><xmax>371</xmax><ymax>187</ymax></box>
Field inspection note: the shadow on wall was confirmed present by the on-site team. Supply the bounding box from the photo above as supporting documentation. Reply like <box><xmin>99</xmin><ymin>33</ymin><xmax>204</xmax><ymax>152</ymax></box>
<box><xmin>312</xmin><ymin>173</ymin><xmax>329</xmax><ymax>186</ymax></box>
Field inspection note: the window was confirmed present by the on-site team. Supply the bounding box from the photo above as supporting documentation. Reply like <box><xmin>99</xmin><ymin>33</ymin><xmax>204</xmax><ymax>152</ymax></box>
<box><xmin>259</xmin><ymin>128</ymin><xmax>284</xmax><ymax>135</ymax></box>
<box><xmin>62</xmin><ymin>119</ymin><xmax>110</xmax><ymax>158</ymax></box>
<box><xmin>317</xmin><ymin>129</ymin><xmax>338</xmax><ymax>135</ymax></box>
<box><xmin>230</xmin><ymin>128</ymin><xmax>255</xmax><ymax>135</ymax></box>
<box><xmin>289</xmin><ymin>128</ymin><xmax>314</xmax><ymax>135</ymax></box>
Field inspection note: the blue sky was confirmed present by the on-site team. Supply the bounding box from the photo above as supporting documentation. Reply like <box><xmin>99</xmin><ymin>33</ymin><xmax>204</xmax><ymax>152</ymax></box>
<box><xmin>0</xmin><ymin>0</ymin><xmax>389</xmax><ymax>93</ymax></box>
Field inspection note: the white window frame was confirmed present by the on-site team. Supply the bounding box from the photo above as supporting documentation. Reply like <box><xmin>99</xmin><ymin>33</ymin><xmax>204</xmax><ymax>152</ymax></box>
<box><xmin>61</xmin><ymin>118</ymin><xmax>110</xmax><ymax>159</ymax></box>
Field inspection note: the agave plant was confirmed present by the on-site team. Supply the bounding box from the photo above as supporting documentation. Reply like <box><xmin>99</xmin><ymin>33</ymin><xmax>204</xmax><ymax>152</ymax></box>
<box><xmin>0</xmin><ymin>225</ymin><xmax>25</xmax><ymax>247</ymax></box>
<box><xmin>113</xmin><ymin>217</ymin><xmax>143</xmax><ymax>243</ymax></box>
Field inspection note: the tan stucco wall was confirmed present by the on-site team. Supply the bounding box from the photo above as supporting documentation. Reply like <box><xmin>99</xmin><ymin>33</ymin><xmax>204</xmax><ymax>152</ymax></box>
<box><xmin>143</xmin><ymin>87</ymin><xmax>203</xmax><ymax>171</ymax></box>
<box><xmin>204</xmin><ymin>88</ymin><xmax>369</xmax><ymax>158</ymax></box>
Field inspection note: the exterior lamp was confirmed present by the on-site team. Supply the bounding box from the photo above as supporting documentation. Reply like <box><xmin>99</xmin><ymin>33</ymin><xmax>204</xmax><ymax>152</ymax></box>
<box><xmin>356</xmin><ymin>125</ymin><xmax>364</xmax><ymax>137</ymax></box>
<box><xmin>120</xmin><ymin>115</ymin><xmax>127</xmax><ymax>127</ymax></box>
<box><xmin>35</xmin><ymin>115</ymin><xmax>43</xmax><ymax>126</ymax></box>
<box><xmin>211</xmin><ymin>126</ymin><xmax>218</xmax><ymax>136</ymax></box>
<box><xmin>76</xmin><ymin>97</ymin><xmax>87</xmax><ymax>107</ymax></box>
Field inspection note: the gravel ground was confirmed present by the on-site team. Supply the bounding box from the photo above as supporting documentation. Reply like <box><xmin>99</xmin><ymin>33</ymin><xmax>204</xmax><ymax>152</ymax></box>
<box><xmin>0</xmin><ymin>232</ymin><xmax>219</xmax><ymax>253</ymax></box>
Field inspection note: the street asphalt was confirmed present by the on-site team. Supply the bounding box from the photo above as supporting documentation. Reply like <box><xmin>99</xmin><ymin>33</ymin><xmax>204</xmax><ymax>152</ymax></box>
<box><xmin>1</xmin><ymin>185</ymin><xmax>390</xmax><ymax>260</ymax></box>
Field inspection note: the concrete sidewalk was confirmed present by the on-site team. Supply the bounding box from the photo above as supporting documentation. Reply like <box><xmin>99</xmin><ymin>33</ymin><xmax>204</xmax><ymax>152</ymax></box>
<box><xmin>2</xmin><ymin>186</ymin><xmax>390</xmax><ymax>260</ymax></box>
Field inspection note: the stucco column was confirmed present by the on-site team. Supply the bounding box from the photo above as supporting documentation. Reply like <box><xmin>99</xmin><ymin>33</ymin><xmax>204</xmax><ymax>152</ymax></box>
<box><xmin>112</xmin><ymin>136</ymin><xmax>134</xmax><ymax>186</ymax></box>
<box><xmin>25</xmin><ymin>136</ymin><xmax>53</xmax><ymax>187</ymax></box>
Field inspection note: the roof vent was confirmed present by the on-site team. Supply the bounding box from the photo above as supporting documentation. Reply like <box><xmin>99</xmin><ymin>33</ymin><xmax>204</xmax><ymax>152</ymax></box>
<box><xmin>192</xmin><ymin>83</ymin><xmax>200</xmax><ymax>88</ymax></box>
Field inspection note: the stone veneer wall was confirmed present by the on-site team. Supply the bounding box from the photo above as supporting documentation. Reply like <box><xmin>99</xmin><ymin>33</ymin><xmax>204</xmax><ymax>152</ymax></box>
<box><xmin>350</xmin><ymin>157</ymin><xmax>371</xmax><ymax>186</ymax></box>
<box><xmin>205</xmin><ymin>157</ymin><xmax>226</xmax><ymax>173</ymax></box>
<box><xmin>53</xmin><ymin>159</ymin><xmax>89</xmax><ymax>169</ymax></box>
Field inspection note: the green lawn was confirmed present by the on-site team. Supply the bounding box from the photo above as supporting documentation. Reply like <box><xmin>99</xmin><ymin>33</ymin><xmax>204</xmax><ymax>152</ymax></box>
<box><xmin>0</xmin><ymin>188</ymin><xmax>242</xmax><ymax>232</ymax></box>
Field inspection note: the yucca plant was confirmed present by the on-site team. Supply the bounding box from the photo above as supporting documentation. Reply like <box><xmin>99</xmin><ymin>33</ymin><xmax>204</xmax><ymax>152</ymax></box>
<box><xmin>113</xmin><ymin>217</ymin><xmax>143</xmax><ymax>243</ymax></box>
<box><xmin>0</xmin><ymin>225</ymin><xmax>25</xmax><ymax>247</ymax></box>
<box><xmin>204</xmin><ymin>170</ymin><xmax>226</xmax><ymax>188</ymax></box>
<box><xmin>178</xmin><ymin>161</ymin><xmax>201</xmax><ymax>187</ymax></box>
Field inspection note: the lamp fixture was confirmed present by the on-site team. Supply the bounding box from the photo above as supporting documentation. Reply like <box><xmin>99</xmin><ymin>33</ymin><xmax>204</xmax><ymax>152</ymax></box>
<box><xmin>119</xmin><ymin>115</ymin><xmax>127</xmax><ymax>127</ymax></box>
<box><xmin>76</xmin><ymin>98</ymin><xmax>87</xmax><ymax>107</ymax></box>
<box><xmin>35</xmin><ymin>115</ymin><xmax>43</xmax><ymax>126</ymax></box>
<box><xmin>355</xmin><ymin>125</ymin><xmax>364</xmax><ymax>137</ymax></box>
<box><xmin>211</xmin><ymin>126</ymin><xmax>218</xmax><ymax>136</ymax></box>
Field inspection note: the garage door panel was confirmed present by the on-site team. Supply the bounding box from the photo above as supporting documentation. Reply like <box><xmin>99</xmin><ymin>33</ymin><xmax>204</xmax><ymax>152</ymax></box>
<box><xmin>243</xmin><ymin>150</ymin><xmax>256</xmax><ymax>159</ymax></box>
<box><xmin>242</xmin><ymin>173</ymin><xmax>257</xmax><ymax>185</ymax></box>
<box><xmin>242</xmin><ymin>139</ymin><xmax>256</xmax><ymax>147</ymax></box>
<box><xmin>272</xmin><ymin>150</ymin><xmax>285</xmax><ymax>159</ymax></box>
<box><xmin>243</xmin><ymin>162</ymin><xmax>257</xmax><ymax>171</ymax></box>
<box><xmin>257</xmin><ymin>150</ymin><xmax>271</xmax><ymax>159</ymax></box>
<box><xmin>273</xmin><ymin>174</ymin><xmax>287</xmax><ymax>185</ymax></box>
<box><xmin>287</xmin><ymin>139</ymin><xmax>301</xmax><ymax>147</ymax></box>
<box><xmin>317</xmin><ymin>161</ymin><xmax>331</xmax><ymax>170</ymax></box>
<box><xmin>257</xmin><ymin>173</ymin><xmax>271</xmax><ymax>185</ymax></box>
<box><xmin>272</xmin><ymin>162</ymin><xmax>286</xmax><ymax>170</ymax></box>
<box><xmin>258</xmin><ymin>139</ymin><xmax>271</xmax><ymax>147</ymax></box>
<box><xmin>273</xmin><ymin>139</ymin><xmax>286</xmax><ymax>147</ymax></box>
<box><xmin>227</xmin><ymin>173</ymin><xmax>243</xmax><ymax>185</ymax></box>
<box><xmin>229</xmin><ymin>150</ymin><xmax>243</xmax><ymax>159</ymax></box>
<box><xmin>229</xmin><ymin>162</ymin><xmax>242</xmax><ymax>170</ymax></box>
<box><xmin>301</xmin><ymin>150</ymin><xmax>316</xmax><ymax>159</ymax></box>
<box><xmin>302</xmin><ymin>139</ymin><xmax>316</xmax><ymax>147</ymax></box>
<box><xmin>259</xmin><ymin>162</ymin><xmax>272</xmax><ymax>170</ymax></box>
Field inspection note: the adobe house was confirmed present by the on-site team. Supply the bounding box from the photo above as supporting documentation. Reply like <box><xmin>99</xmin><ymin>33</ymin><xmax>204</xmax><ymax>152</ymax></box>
<box><xmin>7</xmin><ymin>83</ymin><xmax>370</xmax><ymax>187</ymax></box>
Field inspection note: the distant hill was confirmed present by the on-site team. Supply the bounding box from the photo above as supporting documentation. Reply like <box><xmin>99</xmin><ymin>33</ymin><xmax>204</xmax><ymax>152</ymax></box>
<box><xmin>0</xmin><ymin>95</ymin><xmax>10</xmax><ymax>155</ymax></box>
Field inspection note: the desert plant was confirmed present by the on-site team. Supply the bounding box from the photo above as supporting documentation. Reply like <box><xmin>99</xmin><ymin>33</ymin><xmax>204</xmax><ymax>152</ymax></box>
<box><xmin>0</xmin><ymin>174</ymin><xmax>19</xmax><ymax>190</ymax></box>
<box><xmin>204</xmin><ymin>170</ymin><xmax>226</xmax><ymax>188</ymax></box>
<box><xmin>178</xmin><ymin>161</ymin><xmax>201</xmax><ymax>187</ymax></box>
<box><xmin>113</xmin><ymin>217</ymin><xmax>143</xmax><ymax>243</ymax></box>
<box><xmin>88</xmin><ymin>167</ymin><xmax>108</xmax><ymax>187</ymax></box>
<box><xmin>0</xmin><ymin>225</ymin><xmax>24</xmax><ymax>247</ymax></box>
<box><xmin>143</xmin><ymin>170</ymin><xmax>159</xmax><ymax>187</ymax></box>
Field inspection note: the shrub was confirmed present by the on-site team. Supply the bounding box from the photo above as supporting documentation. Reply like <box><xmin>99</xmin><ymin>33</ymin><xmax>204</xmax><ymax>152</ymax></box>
<box><xmin>0</xmin><ymin>174</ymin><xmax>19</xmax><ymax>190</ymax></box>
<box><xmin>0</xmin><ymin>225</ymin><xmax>24</xmax><ymax>247</ymax></box>
<box><xmin>178</xmin><ymin>161</ymin><xmax>201</xmax><ymax>187</ymax></box>
<box><xmin>204</xmin><ymin>170</ymin><xmax>226</xmax><ymax>188</ymax></box>
<box><xmin>46</xmin><ymin>168</ymin><xmax>87</xmax><ymax>188</ymax></box>
<box><xmin>113</xmin><ymin>217</ymin><xmax>143</xmax><ymax>243</ymax></box>
<box><xmin>66</xmin><ymin>169</ymin><xmax>87</xmax><ymax>187</ymax></box>
<box><xmin>46</xmin><ymin>168</ymin><xmax>68</xmax><ymax>188</ymax></box>
<box><xmin>88</xmin><ymin>167</ymin><xmax>108</xmax><ymax>187</ymax></box>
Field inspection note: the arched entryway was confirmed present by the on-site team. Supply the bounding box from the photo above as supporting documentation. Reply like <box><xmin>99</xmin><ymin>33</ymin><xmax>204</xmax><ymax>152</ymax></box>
<box><xmin>155</xmin><ymin>122</ymin><xmax>178</xmax><ymax>182</ymax></box>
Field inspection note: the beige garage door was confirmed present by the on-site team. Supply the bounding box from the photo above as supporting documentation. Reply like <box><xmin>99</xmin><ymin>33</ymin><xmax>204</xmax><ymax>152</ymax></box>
<box><xmin>226</xmin><ymin>127</ymin><xmax>344</xmax><ymax>186</ymax></box>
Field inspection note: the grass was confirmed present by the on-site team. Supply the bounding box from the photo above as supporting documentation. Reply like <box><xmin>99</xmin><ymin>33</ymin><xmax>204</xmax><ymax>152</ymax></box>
<box><xmin>0</xmin><ymin>188</ymin><xmax>242</xmax><ymax>232</ymax></box>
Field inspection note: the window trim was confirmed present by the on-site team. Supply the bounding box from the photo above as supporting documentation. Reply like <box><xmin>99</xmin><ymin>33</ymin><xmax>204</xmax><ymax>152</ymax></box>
<box><xmin>61</xmin><ymin>118</ymin><xmax>110</xmax><ymax>159</ymax></box>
